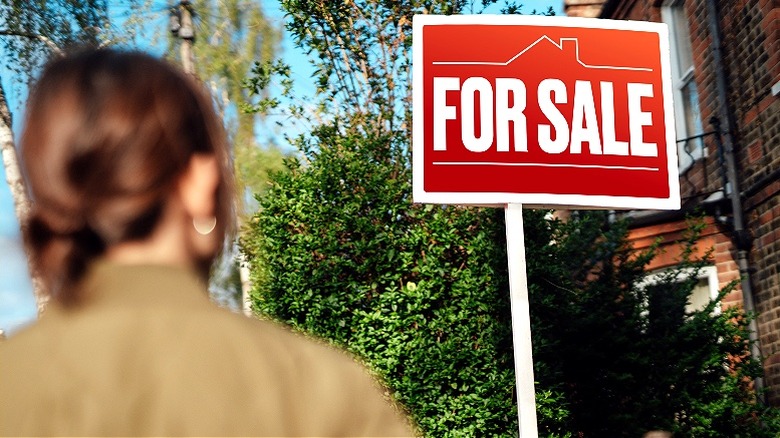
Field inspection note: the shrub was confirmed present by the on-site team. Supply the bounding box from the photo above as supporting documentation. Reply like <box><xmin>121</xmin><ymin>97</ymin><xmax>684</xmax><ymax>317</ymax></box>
<box><xmin>245</xmin><ymin>157</ymin><xmax>780</xmax><ymax>435</ymax></box>
<box><xmin>242</xmin><ymin>119</ymin><xmax>562</xmax><ymax>435</ymax></box>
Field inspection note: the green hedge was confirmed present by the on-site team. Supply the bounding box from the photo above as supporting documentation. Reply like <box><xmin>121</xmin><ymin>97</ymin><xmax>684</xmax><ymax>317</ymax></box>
<box><xmin>242</xmin><ymin>116</ymin><xmax>780</xmax><ymax>435</ymax></box>
<box><xmin>242</xmin><ymin>122</ymin><xmax>553</xmax><ymax>435</ymax></box>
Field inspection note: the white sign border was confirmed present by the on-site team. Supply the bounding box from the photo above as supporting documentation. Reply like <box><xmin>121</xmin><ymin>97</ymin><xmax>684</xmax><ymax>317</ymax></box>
<box><xmin>412</xmin><ymin>14</ymin><xmax>680</xmax><ymax>210</ymax></box>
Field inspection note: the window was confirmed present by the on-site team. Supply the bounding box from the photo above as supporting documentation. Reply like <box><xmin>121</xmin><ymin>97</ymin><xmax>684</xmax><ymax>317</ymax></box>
<box><xmin>638</xmin><ymin>266</ymin><xmax>720</xmax><ymax>315</ymax></box>
<box><xmin>662</xmin><ymin>0</ymin><xmax>704</xmax><ymax>171</ymax></box>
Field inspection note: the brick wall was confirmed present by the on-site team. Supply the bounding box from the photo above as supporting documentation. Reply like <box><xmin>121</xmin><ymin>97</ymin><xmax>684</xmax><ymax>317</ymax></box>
<box><xmin>598</xmin><ymin>0</ymin><xmax>780</xmax><ymax>403</ymax></box>
<box><xmin>717</xmin><ymin>0</ymin><xmax>780</xmax><ymax>403</ymax></box>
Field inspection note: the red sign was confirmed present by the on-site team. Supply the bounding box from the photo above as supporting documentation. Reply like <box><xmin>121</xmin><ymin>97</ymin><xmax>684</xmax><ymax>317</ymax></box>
<box><xmin>413</xmin><ymin>15</ymin><xmax>680</xmax><ymax>209</ymax></box>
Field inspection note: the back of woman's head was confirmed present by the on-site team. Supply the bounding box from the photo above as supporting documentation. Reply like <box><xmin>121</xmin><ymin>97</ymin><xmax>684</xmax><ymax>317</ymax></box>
<box><xmin>20</xmin><ymin>49</ymin><xmax>234</xmax><ymax>305</ymax></box>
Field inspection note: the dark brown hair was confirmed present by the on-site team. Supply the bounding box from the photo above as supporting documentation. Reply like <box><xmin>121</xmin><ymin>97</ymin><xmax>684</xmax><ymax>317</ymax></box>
<box><xmin>20</xmin><ymin>49</ymin><xmax>235</xmax><ymax>304</ymax></box>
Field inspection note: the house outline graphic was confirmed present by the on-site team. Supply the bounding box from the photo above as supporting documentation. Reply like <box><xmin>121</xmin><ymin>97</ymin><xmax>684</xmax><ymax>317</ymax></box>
<box><xmin>431</xmin><ymin>35</ymin><xmax>653</xmax><ymax>72</ymax></box>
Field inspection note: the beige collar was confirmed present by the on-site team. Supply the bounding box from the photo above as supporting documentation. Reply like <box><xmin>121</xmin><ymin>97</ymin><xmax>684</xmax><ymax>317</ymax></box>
<box><xmin>74</xmin><ymin>260</ymin><xmax>212</xmax><ymax>310</ymax></box>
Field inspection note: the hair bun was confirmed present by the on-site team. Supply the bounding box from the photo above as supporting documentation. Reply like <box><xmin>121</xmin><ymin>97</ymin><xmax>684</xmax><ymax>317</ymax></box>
<box><xmin>25</xmin><ymin>210</ymin><xmax>105</xmax><ymax>304</ymax></box>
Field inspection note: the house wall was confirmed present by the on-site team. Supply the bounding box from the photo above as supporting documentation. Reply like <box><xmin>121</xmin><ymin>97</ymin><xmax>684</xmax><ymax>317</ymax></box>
<box><xmin>627</xmin><ymin>216</ymin><xmax>743</xmax><ymax>307</ymax></box>
<box><xmin>594</xmin><ymin>0</ymin><xmax>780</xmax><ymax>403</ymax></box>
<box><xmin>730</xmin><ymin>0</ymin><xmax>780</xmax><ymax>345</ymax></box>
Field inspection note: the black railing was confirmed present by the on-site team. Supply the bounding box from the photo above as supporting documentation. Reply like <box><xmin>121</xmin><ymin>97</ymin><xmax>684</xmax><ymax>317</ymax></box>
<box><xmin>675</xmin><ymin>123</ymin><xmax>729</xmax><ymax>204</ymax></box>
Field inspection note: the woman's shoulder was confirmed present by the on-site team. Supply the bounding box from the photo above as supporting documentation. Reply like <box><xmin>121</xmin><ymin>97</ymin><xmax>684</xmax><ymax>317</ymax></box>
<box><xmin>177</xmin><ymin>308</ymin><xmax>415</xmax><ymax>435</ymax></box>
<box><xmin>0</xmin><ymin>304</ymin><xmax>415</xmax><ymax>437</ymax></box>
<box><xmin>201</xmin><ymin>308</ymin><xmax>379</xmax><ymax>388</ymax></box>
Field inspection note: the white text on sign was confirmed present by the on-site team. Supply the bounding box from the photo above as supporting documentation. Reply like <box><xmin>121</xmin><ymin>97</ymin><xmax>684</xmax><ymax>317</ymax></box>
<box><xmin>432</xmin><ymin>77</ymin><xmax>658</xmax><ymax>157</ymax></box>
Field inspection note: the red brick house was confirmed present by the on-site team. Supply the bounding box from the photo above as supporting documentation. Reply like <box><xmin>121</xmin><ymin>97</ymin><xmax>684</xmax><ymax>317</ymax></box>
<box><xmin>565</xmin><ymin>0</ymin><xmax>780</xmax><ymax>403</ymax></box>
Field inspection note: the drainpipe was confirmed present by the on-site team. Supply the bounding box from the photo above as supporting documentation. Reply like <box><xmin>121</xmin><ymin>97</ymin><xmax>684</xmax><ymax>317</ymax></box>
<box><xmin>705</xmin><ymin>0</ymin><xmax>764</xmax><ymax>400</ymax></box>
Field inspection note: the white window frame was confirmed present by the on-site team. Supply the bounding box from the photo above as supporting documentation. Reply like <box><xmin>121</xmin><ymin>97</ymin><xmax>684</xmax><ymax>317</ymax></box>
<box><xmin>662</xmin><ymin>0</ymin><xmax>705</xmax><ymax>172</ymax></box>
<box><xmin>637</xmin><ymin>265</ymin><xmax>720</xmax><ymax>315</ymax></box>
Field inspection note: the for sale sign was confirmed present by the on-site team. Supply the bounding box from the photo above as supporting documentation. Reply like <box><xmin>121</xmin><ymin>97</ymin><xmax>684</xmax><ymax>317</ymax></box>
<box><xmin>413</xmin><ymin>15</ymin><xmax>680</xmax><ymax>209</ymax></box>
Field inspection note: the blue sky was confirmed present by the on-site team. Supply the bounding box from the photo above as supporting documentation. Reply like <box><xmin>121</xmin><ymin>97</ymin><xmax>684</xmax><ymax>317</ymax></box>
<box><xmin>0</xmin><ymin>0</ymin><xmax>564</xmax><ymax>333</ymax></box>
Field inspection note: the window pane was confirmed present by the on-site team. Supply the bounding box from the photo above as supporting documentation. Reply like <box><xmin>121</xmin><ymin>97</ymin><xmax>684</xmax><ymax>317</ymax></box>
<box><xmin>680</xmin><ymin>78</ymin><xmax>703</xmax><ymax>157</ymax></box>
<box><xmin>663</xmin><ymin>1</ymin><xmax>703</xmax><ymax>169</ymax></box>
<box><xmin>673</xmin><ymin>6</ymin><xmax>694</xmax><ymax>75</ymax></box>
<box><xmin>686</xmin><ymin>277</ymin><xmax>712</xmax><ymax>313</ymax></box>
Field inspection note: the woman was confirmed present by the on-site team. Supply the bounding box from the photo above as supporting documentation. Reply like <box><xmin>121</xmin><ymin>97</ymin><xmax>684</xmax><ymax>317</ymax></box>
<box><xmin>0</xmin><ymin>49</ymin><xmax>413</xmax><ymax>437</ymax></box>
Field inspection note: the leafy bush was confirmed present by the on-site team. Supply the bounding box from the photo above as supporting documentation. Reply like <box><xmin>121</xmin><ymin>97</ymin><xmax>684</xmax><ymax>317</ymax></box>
<box><xmin>242</xmin><ymin>119</ymin><xmax>562</xmax><ymax>435</ymax></box>
<box><xmin>523</xmin><ymin>213</ymin><xmax>780</xmax><ymax>437</ymax></box>
<box><xmin>244</xmin><ymin>151</ymin><xmax>780</xmax><ymax>435</ymax></box>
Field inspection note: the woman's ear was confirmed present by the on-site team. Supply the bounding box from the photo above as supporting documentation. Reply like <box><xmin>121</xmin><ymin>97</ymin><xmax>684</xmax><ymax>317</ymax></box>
<box><xmin>178</xmin><ymin>153</ymin><xmax>219</xmax><ymax>221</ymax></box>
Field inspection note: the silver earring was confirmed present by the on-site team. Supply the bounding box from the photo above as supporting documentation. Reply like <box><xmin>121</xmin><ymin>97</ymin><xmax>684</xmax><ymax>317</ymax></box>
<box><xmin>193</xmin><ymin>216</ymin><xmax>217</xmax><ymax>235</ymax></box>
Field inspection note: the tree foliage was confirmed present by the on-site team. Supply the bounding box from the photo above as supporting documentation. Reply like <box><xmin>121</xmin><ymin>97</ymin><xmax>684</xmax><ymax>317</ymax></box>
<box><xmin>241</xmin><ymin>0</ymin><xmax>780</xmax><ymax>436</ymax></box>
<box><xmin>0</xmin><ymin>0</ymin><xmax>105</xmax><ymax>68</ymax></box>
<box><xmin>171</xmin><ymin>0</ymin><xmax>286</xmax><ymax>213</ymax></box>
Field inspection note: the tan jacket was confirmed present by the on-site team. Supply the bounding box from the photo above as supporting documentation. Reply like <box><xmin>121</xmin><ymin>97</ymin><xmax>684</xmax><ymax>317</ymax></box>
<box><xmin>0</xmin><ymin>261</ymin><xmax>413</xmax><ymax>437</ymax></box>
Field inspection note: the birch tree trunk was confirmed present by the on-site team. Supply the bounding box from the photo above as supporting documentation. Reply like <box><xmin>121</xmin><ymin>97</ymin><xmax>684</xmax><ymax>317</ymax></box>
<box><xmin>0</xmin><ymin>80</ymin><xmax>47</xmax><ymax>314</ymax></box>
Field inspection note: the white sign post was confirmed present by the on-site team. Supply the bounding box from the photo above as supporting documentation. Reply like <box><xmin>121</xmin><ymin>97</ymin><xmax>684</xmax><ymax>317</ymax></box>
<box><xmin>505</xmin><ymin>203</ymin><xmax>537</xmax><ymax>437</ymax></box>
<box><xmin>413</xmin><ymin>15</ymin><xmax>679</xmax><ymax>437</ymax></box>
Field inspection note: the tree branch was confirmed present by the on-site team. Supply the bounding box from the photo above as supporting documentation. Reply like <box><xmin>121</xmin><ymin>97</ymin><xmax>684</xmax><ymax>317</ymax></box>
<box><xmin>0</xmin><ymin>29</ymin><xmax>63</xmax><ymax>55</ymax></box>
<box><xmin>0</xmin><ymin>80</ymin><xmax>48</xmax><ymax>312</ymax></box>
